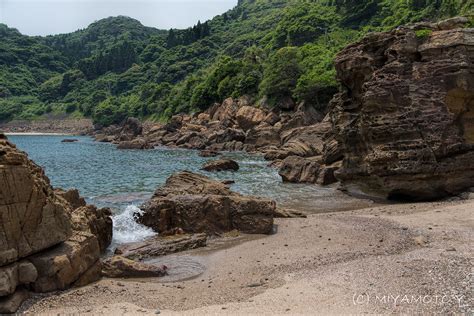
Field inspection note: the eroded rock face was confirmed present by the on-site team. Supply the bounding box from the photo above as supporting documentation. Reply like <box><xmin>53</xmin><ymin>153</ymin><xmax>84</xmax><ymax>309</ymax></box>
<box><xmin>330</xmin><ymin>18</ymin><xmax>474</xmax><ymax>200</ymax></box>
<box><xmin>138</xmin><ymin>171</ymin><xmax>275</xmax><ymax>235</ymax></box>
<box><xmin>0</xmin><ymin>135</ymin><xmax>113</xmax><ymax>312</ymax></box>
<box><xmin>0</xmin><ymin>138</ymin><xmax>72</xmax><ymax>267</ymax></box>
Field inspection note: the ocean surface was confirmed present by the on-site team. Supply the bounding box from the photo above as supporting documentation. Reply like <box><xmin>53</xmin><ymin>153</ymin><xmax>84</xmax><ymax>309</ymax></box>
<box><xmin>8</xmin><ymin>135</ymin><xmax>370</xmax><ymax>248</ymax></box>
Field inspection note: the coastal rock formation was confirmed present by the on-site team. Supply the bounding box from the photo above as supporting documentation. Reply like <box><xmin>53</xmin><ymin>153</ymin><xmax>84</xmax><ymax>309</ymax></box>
<box><xmin>93</xmin><ymin>117</ymin><xmax>147</xmax><ymax>146</ymax></box>
<box><xmin>117</xmin><ymin>138</ymin><xmax>153</xmax><ymax>150</ymax></box>
<box><xmin>115</xmin><ymin>233</ymin><xmax>207</xmax><ymax>261</ymax></box>
<box><xmin>202</xmin><ymin>159</ymin><xmax>240</xmax><ymax>172</ymax></box>
<box><xmin>138</xmin><ymin>171</ymin><xmax>275</xmax><ymax>235</ymax></box>
<box><xmin>0</xmin><ymin>135</ymin><xmax>112</xmax><ymax>312</ymax></box>
<box><xmin>102</xmin><ymin>256</ymin><xmax>167</xmax><ymax>278</ymax></box>
<box><xmin>117</xmin><ymin>117</ymin><xmax>143</xmax><ymax>141</ymax></box>
<box><xmin>330</xmin><ymin>17</ymin><xmax>474</xmax><ymax>200</ymax></box>
<box><xmin>0</xmin><ymin>136</ymin><xmax>72</xmax><ymax>266</ymax></box>
<box><xmin>236</xmin><ymin>106</ymin><xmax>266</xmax><ymax>130</ymax></box>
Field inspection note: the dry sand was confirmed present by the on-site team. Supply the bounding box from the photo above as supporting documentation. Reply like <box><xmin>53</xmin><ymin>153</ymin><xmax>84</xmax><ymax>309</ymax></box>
<box><xmin>22</xmin><ymin>200</ymin><xmax>473</xmax><ymax>315</ymax></box>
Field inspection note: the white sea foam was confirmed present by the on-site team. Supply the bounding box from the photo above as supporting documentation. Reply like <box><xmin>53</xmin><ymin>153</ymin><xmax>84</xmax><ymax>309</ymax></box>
<box><xmin>111</xmin><ymin>205</ymin><xmax>156</xmax><ymax>247</ymax></box>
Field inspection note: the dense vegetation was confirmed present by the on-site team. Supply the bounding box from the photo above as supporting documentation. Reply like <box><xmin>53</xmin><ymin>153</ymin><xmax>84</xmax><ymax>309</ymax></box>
<box><xmin>0</xmin><ymin>0</ymin><xmax>472</xmax><ymax>125</ymax></box>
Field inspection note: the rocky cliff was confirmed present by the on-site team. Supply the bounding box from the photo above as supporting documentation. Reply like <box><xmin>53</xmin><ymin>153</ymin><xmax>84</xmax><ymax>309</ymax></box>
<box><xmin>330</xmin><ymin>17</ymin><xmax>474</xmax><ymax>200</ymax></box>
<box><xmin>0</xmin><ymin>134</ymin><xmax>112</xmax><ymax>313</ymax></box>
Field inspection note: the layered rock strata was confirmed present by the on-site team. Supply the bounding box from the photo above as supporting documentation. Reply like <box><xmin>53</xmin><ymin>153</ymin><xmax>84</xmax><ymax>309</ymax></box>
<box><xmin>330</xmin><ymin>17</ymin><xmax>474</xmax><ymax>200</ymax></box>
<box><xmin>138</xmin><ymin>171</ymin><xmax>275</xmax><ymax>235</ymax></box>
<box><xmin>0</xmin><ymin>135</ymin><xmax>112</xmax><ymax>313</ymax></box>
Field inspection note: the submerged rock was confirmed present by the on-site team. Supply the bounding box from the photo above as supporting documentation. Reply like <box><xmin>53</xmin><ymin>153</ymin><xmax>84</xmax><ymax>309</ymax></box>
<box><xmin>330</xmin><ymin>18</ymin><xmax>474</xmax><ymax>200</ymax></box>
<box><xmin>61</xmin><ymin>139</ymin><xmax>79</xmax><ymax>143</ymax></box>
<box><xmin>199</xmin><ymin>150</ymin><xmax>221</xmax><ymax>157</ymax></box>
<box><xmin>202</xmin><ymin>159</ymin><xmax>240</xmax><ymax>172</ymax></box>
<box><xmin>138</xmin><ymin>171</ymin><xmax>275</xmax><ymax>235</ymax></box>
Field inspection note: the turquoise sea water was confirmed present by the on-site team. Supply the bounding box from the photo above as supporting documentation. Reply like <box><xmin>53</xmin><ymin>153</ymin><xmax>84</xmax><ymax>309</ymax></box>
<box><xmin>8</xmin><ymin>135</ymin><xmax>365</xmax><ymax>247</ymax></box>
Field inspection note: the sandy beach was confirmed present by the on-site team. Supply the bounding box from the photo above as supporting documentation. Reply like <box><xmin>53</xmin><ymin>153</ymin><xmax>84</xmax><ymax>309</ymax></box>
<box><xmin>21</xmin><ymin>199</ymin><xmax>473</xmax><ymax>314</ymax></box>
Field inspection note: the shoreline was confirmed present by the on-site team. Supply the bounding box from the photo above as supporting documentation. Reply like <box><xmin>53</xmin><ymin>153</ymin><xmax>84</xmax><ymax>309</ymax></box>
<box><xmin>22</xmin><ymin>199</ymin><xmax>474</xmax><ymax>314</ymax></box>
<box><xmin>4</xmin><ymin>132</ymin><xmax>77</xmax><ymax>136</ymax></box>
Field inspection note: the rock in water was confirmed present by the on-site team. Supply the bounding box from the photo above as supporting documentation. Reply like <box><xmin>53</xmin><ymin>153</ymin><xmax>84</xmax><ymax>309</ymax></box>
<box><xmin>138</xmin><ymin>171</ymin><xmax>275</xmax><ymax>235</ymax></box>
<box><xmin>202</xmin><ymin>159</ymin><xmax>240</xmax><ymax>172</ymax></box>
<box><xmin>198</xmin><ymin>150</ymin><xmax>220</xmax><ymax>157</ymax></box>
<box><xmin>0</xmin><ymin>134</ymin><xmax>113</xmax><ymax>312</ymax></box>
<box><xmin>117</xmin><ymin>138</ymin><xmax>153</xmax><ymax>150</ymax></box>
<box><xmin>117</xmin><ymin>117</ymin><xmax>143</xmax><ymax>141</ymax></box>
<box><xmin>330</xmin><ymin>18</ymin><xmax>474</xmax><ymax>200</ymax></box>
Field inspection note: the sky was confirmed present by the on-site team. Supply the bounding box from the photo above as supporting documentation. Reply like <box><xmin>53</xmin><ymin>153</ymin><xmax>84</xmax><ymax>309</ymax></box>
<box><xmin>0</xmin><ymin>0</ymin><xmax>237</xmax><ymax>36</ymax></box>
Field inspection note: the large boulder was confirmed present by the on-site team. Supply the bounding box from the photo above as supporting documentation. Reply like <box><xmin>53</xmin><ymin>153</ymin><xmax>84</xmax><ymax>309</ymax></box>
<box><xmin>265</xmin><ymin>122</ymin><xmax>332</xmax><ymax>160</ymax></box>
<box><xmin>0</xmin><ymin>137</ymin><xmax>72</xmax><ymax>267</ymax></box>
<box><xmin>117</xmin><ymin>138</ymin><xmax>153</xmax><ymax>150</ymax></box>
<box><xmin>102</xmin><ymin>256</ymin><xmax>167</xmax><ymax>278</ymax></box>
<box><xmin>117</xmin><ymin>117</ymin><xmax>143</xmax><ymax>141</ymax></box>
<box><xmin>279</xmin><ymin>156</ymin><xmax>321</xmax><ymax>183</ymax></box>
<box><xmin>330</xmin><ymin>19</ymin><xmax>474</xmax><ymax>200</ymax></box>
<box><xmin>245</xmin><ymin>124</ymin><xmax>281</xmax><ymax>149</ymax></box>
<box><xmin>207</xmin><ymin>98</ymin><xmax>239</xmax><ymax>124</ymax></box>
<box><xmin>0</xmin><ymin>134</ymin><xmax>113</xmax><ymax>312</ymax></box>
<box><xmin>202</xmin><ymin>159</ymin><xmax>240</xmax><ymax>172</ymax></box>
<box><xmin>138</xmin><ymin>171</ymin><xmax>275</xmax><ymax>235</ymax></box>
<box><xmin>236</xmin><ymin>106</ymin><xmax>267</xmax><ymax>130</ymax></box>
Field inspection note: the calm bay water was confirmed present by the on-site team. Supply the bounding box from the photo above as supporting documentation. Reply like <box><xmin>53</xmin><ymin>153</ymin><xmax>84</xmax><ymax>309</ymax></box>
<box><xmin>8</xmin><ymin>135</ymin><xmax>369</xmax><ymax>247</ymax></box>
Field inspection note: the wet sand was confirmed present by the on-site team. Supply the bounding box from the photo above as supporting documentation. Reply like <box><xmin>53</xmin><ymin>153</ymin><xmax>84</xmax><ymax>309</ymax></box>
<box><xmin>21</xmin><ymin>199</ymin><xmax>474</xmax><ymax>314</ymax></box>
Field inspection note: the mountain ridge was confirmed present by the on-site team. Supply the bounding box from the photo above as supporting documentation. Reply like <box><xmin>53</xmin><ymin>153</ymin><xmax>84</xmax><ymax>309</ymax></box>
<box><xmin>0</xmin><ymin>0</ymin><xmax>472</xmax><ymax>125</ymax></box>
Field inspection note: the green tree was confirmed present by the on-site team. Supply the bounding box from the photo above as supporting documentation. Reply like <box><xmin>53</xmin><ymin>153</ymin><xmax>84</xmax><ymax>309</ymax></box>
<box><xmin>260</xmin><ymin>47</ymin><xmax>301</xmax><ymax>103</ymax></box>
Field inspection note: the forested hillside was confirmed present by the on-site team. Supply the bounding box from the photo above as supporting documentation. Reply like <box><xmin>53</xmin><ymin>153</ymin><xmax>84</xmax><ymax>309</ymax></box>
<box><xmin>0</xmin><ymin>0</ymin><xmax>472</xmax><ymax>126</ymax></box>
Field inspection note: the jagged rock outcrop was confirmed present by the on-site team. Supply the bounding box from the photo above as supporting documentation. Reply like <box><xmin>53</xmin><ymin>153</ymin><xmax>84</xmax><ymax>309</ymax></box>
<box><xmin>134</xmin><ymin>96</ymin><xmax>342</xmax><ymax>185</ymax></box>
<box><xmin>0</xmin><ymin>135</ymin><xmax>113</xmax><ymax>313</ymax></box>
<box><xmin>138</xmin><ymin>171</ymin><xmax>275</xmax><ymax>235</ymax></box>
<box><xmin>93</xmin><ymin>117</ymin><xmax>148</xmax><ymax>148</ymax></box>
<box><xmin>0</xmin><ymin>137</ymin><xmax>73</xmax><ymax>266</ymax></box>
<box><xmin>117</xmin><ymin>117</ymin><xmax>143</xmax><ymax>141</ymax></box>
<box><xmin>330</xmin><ymin>17</ymin><xmax>474</xmax><ymax>200</ymax></box>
